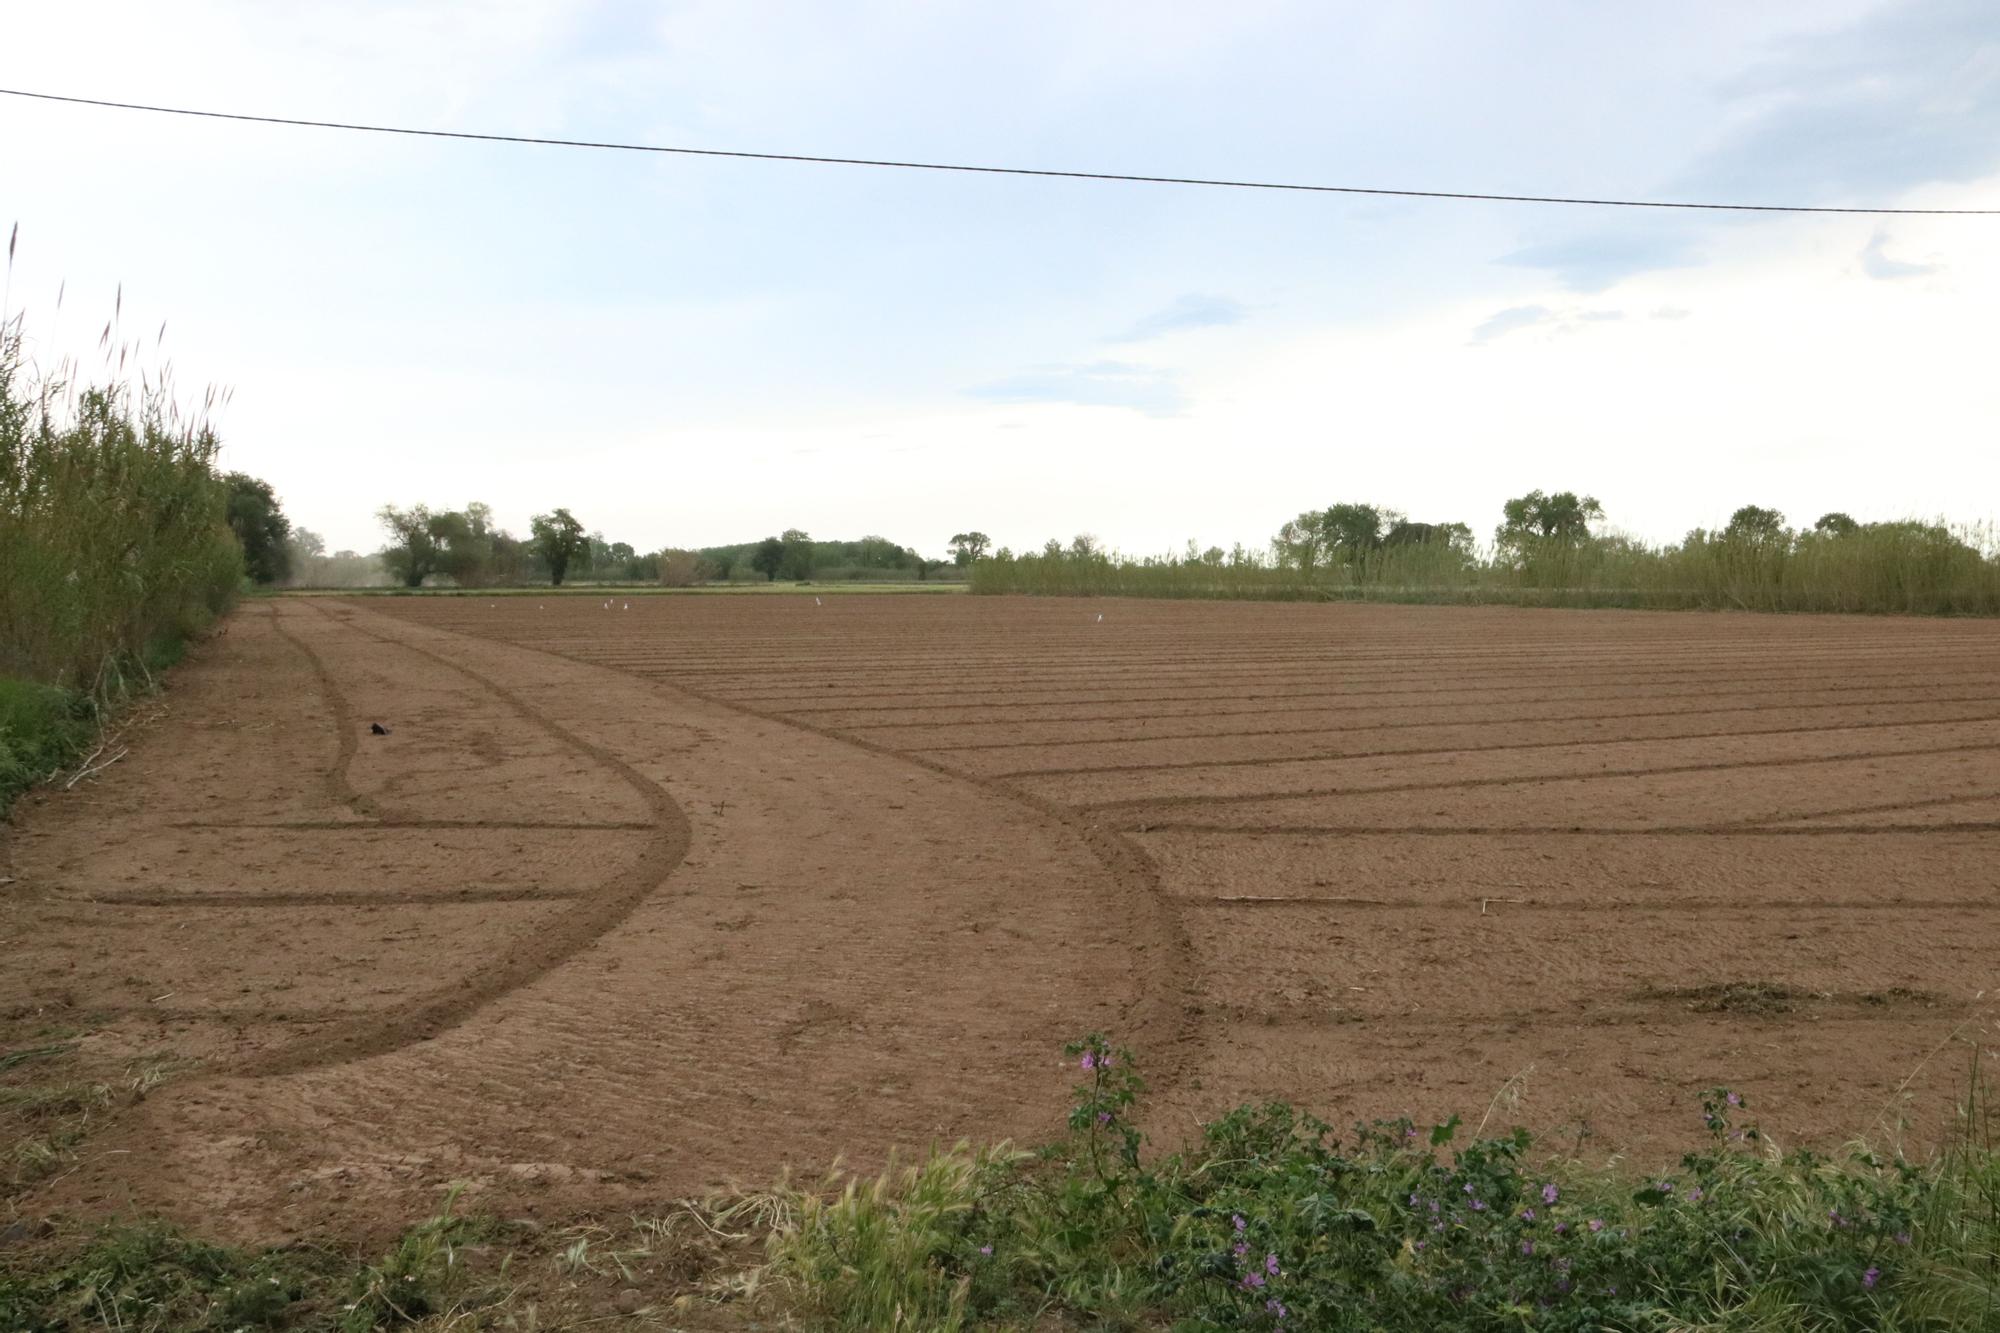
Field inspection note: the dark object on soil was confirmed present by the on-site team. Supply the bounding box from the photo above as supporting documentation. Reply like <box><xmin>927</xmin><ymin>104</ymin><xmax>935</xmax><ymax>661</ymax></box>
<box><xmin>370</xmin><ymin>723</ymin><xmax>390</xmax><ymax>735</ymax></box>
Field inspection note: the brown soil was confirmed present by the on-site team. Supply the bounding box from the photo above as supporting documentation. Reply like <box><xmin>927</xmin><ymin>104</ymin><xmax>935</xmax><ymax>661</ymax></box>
<box><xmin>4</xmin><ymin>594</ymin><xmax>1998</xmax><ymax>1244</ymax></box>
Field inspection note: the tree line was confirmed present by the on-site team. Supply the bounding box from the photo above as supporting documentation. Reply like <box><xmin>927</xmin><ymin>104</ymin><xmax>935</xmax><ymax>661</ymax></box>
<box><xmin>348</xmin><ymin>506</ymin><xmax>980</xmax><ymax>588</ymax></box>
<box><xmin>964</xmin><ymin>491</ymin><xmax>2000</xmax><ymax>615</ymax></box>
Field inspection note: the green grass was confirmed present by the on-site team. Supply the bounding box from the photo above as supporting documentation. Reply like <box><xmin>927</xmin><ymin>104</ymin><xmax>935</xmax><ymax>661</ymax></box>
<box><xmin>0</xmin><ymin>678</ymin><xmax>95</xmax><ymax>815</ymax></box>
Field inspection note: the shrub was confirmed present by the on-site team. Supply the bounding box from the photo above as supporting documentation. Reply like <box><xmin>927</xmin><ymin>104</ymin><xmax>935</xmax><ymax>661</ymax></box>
<box><xmin>756</xmin><ymin>1039</ymin><xmax>2000</xmax><ymax>1330</ymax></box>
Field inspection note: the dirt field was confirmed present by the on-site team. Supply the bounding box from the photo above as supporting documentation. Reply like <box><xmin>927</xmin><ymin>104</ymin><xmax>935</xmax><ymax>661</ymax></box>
<box><xmin>5</xmin><ymin>594</ymin><xmax>1998</xmax><ymax>1243</ymax></box>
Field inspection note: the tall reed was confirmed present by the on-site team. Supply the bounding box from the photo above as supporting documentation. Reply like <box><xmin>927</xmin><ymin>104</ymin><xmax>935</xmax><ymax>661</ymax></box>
<box><xmin>0</xmin><ymin>318</ymin><xmax>241</xmax><ymax>691</ymax></box>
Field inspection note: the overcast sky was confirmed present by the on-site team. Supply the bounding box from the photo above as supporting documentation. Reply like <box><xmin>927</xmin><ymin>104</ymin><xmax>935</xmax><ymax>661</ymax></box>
<box><xmin>4</xmin><ymin>0</ymin><xmax>1997</xmax><ymax>557</ymax></box>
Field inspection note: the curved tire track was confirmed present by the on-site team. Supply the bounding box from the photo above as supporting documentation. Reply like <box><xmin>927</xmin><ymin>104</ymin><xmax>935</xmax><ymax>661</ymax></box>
<box><xmin>232</xmin><ymin>601</ymin><xmax>691</xmax><ymax>1079</ymax></box>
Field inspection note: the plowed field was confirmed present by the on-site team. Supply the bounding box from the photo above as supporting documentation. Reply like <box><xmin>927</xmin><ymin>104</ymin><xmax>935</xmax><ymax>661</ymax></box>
<box><xmin>6</xmin><ymin>594</ymin><xmax>1998</xmax><ymax>1242</ymax></box>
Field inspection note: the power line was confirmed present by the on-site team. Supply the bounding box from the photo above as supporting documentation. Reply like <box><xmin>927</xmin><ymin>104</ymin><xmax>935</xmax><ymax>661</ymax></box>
<box><xmin>4</xmin><ymin>85</ymin><xmax>1996</xmax><ymax>216</ymax></box>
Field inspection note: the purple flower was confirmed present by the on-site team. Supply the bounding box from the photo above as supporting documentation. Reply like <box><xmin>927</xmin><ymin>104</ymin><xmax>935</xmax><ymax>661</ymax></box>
<box><xmin>1588</xmin><ymin>1219</ymin><xmax>1604</xmax><ymax>1233</ymax></box>
<box><xmin>1265</xmin><ymin>1253</ymin><xmax>1280</xmax><ymax>1276</ymax></box>
<box><xmin>1896</xmin><ymin>1231</ymin><xmax>1911</xmax><ymax>1246</ymax></box>
<box><xmin>1521</xmin><ymin>1208</ymin><xmax>1536</xmax><ymax>1222</ymax></box>
<box><xmin>1470</xmin><ymin>1199</ymin><xmax>1486</xmax><ymax>1212</ymax></box>
<box><xmin>1097</xmin><ymin>1111</ymin><xmax>1111</xmax><ymax>1124</ymax></box>
<box><xmin>1542</xmin><ymin>1183</ymin><xmax>1559</xmax><ymax>1205</ymax></box>
<box><xmin>1409</xmin><ymin>1193</ymin><xmax>1421</xmax><ymax>1207</ymax></box>
<box><xmin>1863</xmin><ymin>1265</ymin><xmax>1881</xmax><ymax>1290</ymax></box>
<box><xmin>979</xmin><ymin>1244</ymin><xmax>993</xmax><ymax>1256</ymax></box>
<box><xmin>1554</xmin><ymin>1222</ymin><xmax>1568</xmax><ymax>1235</ymax></box>
<box><xmin>1079</xmin><ymin>1051</ymin><xmax>1095</xmax><ymax>1071</ymax></box>
<box><xmin>1233</xmin><ymin>1213</ymin><xmax>1246</xmax><ymax>1233</ymax></box>
<box><xmin>1727</xmin><ymin>1091</ymin><xmax>1741</xmax><ymax>1107</ymax></box>
<box><xmin>1521</xmin><ymin>1240</ymin><xmax>1535</xmax><ymax>1256</ymax></box>
<box><xmin>1686</xmin><ymin>1187</ymin><xmax>1704</xmax><ymax>1203</ymax></box>
<box><xmin>1239</xmin><ymin>1271</ymin><xmax>1266</xmax><ymax>1290</ymax></box>
<box><xmin>1658</xmin><ymin>1180</ymin><xmax>1674</xmax><ymax>1194</ymax></box>
<box><xmin>1265</xmin><ymin>1298</ymin><xmax>1288</xmax><ymax>1319</ymax></box>
<box><xmin>1100</xmin><ymin>1052</ymin><xmax>1114</xmax><ymax>1068</ymax></box>
<box><xmin>1234</xmin><ymin>1241</ymin><xmax>1249</xmax><ymax>1260</ymax></box>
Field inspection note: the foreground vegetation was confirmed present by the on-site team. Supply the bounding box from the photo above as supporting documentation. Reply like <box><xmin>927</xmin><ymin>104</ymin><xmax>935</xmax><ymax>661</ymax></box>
<box><xmin>0</xmin><ymin>309</ymin><xmax>250</xmax><ymax>812</ymax></box>
<box><xmin>970</xmin><ymin>496</ymin><xmax>2000</xmax><ymax>615</ymax></box>
<box><xmin>5</xmin><ymin>1037</ymin><xmax>1995</xmax><ymax>1330</ymax></box>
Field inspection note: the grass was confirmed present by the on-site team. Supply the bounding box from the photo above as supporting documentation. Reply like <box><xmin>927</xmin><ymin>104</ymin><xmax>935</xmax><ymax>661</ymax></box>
<box><xmin>0</xmin><ymin>678</ymin><xmax>95</xmax><ymax>813</ymax></box>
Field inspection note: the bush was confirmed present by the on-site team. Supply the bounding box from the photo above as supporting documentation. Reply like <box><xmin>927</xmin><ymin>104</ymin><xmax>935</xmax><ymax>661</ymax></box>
<box><xmin>0</xmin><ymin>678</ymin><xmax>96</xmax><ymax>813</ymax></box>
<box><xmin>757</xmin><ymin>1038</ymin><xmax>2000</xmax><ymax>1330</ymax></box>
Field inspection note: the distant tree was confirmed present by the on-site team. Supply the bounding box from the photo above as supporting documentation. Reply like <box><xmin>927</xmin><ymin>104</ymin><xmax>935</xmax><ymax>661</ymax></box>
<box><xmin>751</xmin><ymin>536</ymin><xmax>787</xmax><ymax>581</ymax></box>
<box><xmin>378</xmin><ymin>504</ymin><xmax>444</xmax><ymax>588</ymax></box>
<box><xmin>529</xmin><ymin>508</ymin><xmax>589</xmax><ymax>586</ymax></box>
<box><xmin>434</xmin><ymin>502</ymin><xmax>499</xmax><ymax>586</ymax></box>
<box><xmin>1724</xmin><ymin>505</ymin><xmax>1788</xmax><ymax>543</ymax></box>
<box><xmin>224</xmin><ymin>472</ymin><xmax>293</xmax><ymax>584</ymax></box>
<box><xmin>1814</xmin><ymin>511</ymin><xmax>1861</xmax><ymax>537</ymax></box>
<box><xmin>1068</xmin><ymin>533</ymin><xmax>1103</xmax><ymax>560</ymax></box>
<box><xmin>657</xmin><ymin>549</ymin><xmax>715</xmax><ymax>587</ymax></box>
<box><xmin>1273</xmin><ymin>512</ymin><xmax>1329</xmax><ymax>571</ymax></box>
<box><xmin>1383</xmin><ymin>520</ymin><xmax>1473</xmax><ymax>552</ymax></box>
<box><xmin>779</xmin><ymin>527</ymin><xmax>816</xmax><ymax>580</ymax></box>
<box><xmin>285</xmin><ymin>526</ymin><xmax>327</xmax><ymax>585</ymax></box>
<box><xmin>949</xmin><ymin>531</ymin><xmax>991</xmax><ymax>566</ymax></box>
<box><xmin>1321</xmin><ymin>503</ymin><xmax>1387</xmax><ymax>561</ymax></box>
<box><xmin>1497</xmin><ymin>490</ymin><xmax>1603</xmax><ymax>552</ymax></box>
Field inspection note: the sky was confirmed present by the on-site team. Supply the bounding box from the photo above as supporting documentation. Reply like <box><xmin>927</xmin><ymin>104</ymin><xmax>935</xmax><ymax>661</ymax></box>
<box><xmin>3</xmin><ymin>0</ymin><xmax>1997</xmax><ymax>558</ymax></box>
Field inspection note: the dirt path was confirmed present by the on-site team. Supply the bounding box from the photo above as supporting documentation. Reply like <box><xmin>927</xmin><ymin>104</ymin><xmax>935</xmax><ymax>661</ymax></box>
<box><xmin>2</xmin><ymin>600</ymin><xmax>1177</xmax><ymax>1241</ymax></box>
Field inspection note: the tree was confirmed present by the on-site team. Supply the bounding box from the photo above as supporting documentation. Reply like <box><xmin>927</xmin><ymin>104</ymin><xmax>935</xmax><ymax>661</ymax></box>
<box><xmin>1321</xmin><ymin>503</ymin><xmax>1386</xmax><ymax>562</ymax></box>
<box><xmin>751</xmin><ymin>536</ymin><xmax>787</xmax><ymax>581</ymax></box>
<box><xmin>529</xmin><ymin>508</ymin><xmax>589</xmax><ymax>586</ymax></box>
<box><xmin>1384</xmin><ymin>520</ymin><xmax>1473</xmax><ymax>554</ymax></box>
<box><xmin>949</xmin><ymin>531</ymin><xmax>991</xmax><ymax>566</ymax></box>
<box><xmin>779</xmin><ymin>527</ymin><xmax>815</xmax><ymax>580</ymax></box>
<box><xmin>433</xmin><ymin>502</ymin><xmax>498</xmax><ymax>586</ymax></box>
<box><xmin>224</xmin><ymin>472</ymin><xmax>293</xmax><ymax>584</ymax></box>
<box><xmin>378</xmin><ymin>505</ymin><xmax>445</xmax><ymax>588</ymax></box>
<box><xmin>1724</xmin><ymin>505</ymin><xmax>1788</xmax><ymax>543</ymax></box>
<box><xmin>1273</xmin><ymin>512</ymin><xmax>1329</xmax><ymax>571</ymax></box>
<box><xmin>1814</xmin><ymin>512</ymin><xmax>1860</xmax><ymax>537</ymax></box>
<box><xmin>657</xmin><ymin>549</ymin><xmax>714</xmax><ymax>587</ymax></box>
<box><xmin>285</xmin><ymin>526</ymin><xmax>327</xmax><ymax>585</ymax></box>
<box><xmin>1068</xmin><ymin>534</ymin><xmax>1103</xmax><ymax>561</ymax></box>
<box><xmin>1497</xmin><ymin>490</ymin><xmax>1603</xmax><ymax>552</ymax></box>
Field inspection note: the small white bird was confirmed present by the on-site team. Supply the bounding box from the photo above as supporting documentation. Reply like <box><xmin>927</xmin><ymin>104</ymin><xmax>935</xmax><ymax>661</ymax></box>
<box><xmin>623</xmin><ymin>602</ymin><xmax>630</xmax><ymax>611</ymax></box>
<box><xmin>815</xmin><ymin>596</ymin><xmax>823</xmax><ymax>606</ymax></box>
<box><xmin>1096</xmin><ymin>612</ymin><xmax>1104</xmax><ymax>623</ymax></box>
